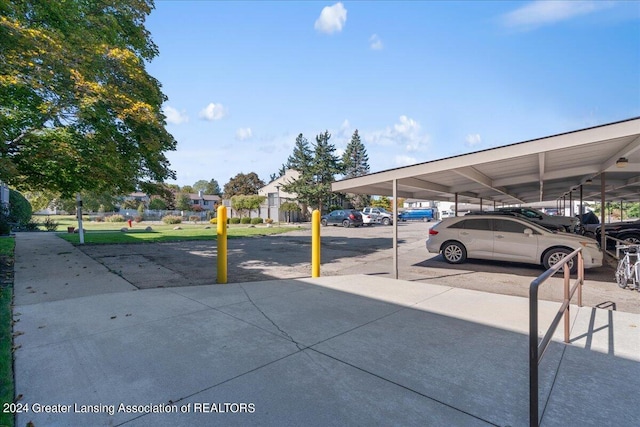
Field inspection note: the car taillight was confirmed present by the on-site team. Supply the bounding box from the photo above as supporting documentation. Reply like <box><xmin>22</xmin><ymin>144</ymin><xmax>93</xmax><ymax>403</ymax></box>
<box><xmin>429</xmin><ymin>229</ymin><xmax>438</xmax><ymax>235</ymax></box>
<box><xmin>349</xmin><ymin>214</ymin><xmax>355</xmax><ymax>220</ymax></box>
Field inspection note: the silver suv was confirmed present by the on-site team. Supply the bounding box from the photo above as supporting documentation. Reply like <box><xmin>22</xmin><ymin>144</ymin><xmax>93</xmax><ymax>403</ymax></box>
<box><xmin>361</xmin><ymin>207</ymin><xmax>394</xmax><ymax>225</ymax></box>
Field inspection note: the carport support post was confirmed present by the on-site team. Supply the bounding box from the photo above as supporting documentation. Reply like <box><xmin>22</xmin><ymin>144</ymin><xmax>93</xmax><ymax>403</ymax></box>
<box><xmin>600</xmin><ymin>173</ymin><xmax>606</xmax><ymax>251</ymax></box>
<box><xmin>217</xmin><ymin>205</ymin><xmax>227</xmax><ymax>284</ymax></box>
<box><xmin>76</xmin><ymin>193</ymin><xmax>84</xmax><ymax>244</ymax></box>
<box><xmin>393</xmin><ymin>179</ymin><xmax>398</xmax><ymax>279</ymax></box>
<box><xmin>312</xmin><ymin>210</ymin><xmax>320</xmax><ymax>277</ymax></box>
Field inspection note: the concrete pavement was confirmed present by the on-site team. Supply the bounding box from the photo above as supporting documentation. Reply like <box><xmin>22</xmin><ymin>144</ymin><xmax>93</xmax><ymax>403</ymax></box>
<box><xmin>10</xmin><ymin>232</ymin><xmax>640</xmax><ymax>426</ymax></box>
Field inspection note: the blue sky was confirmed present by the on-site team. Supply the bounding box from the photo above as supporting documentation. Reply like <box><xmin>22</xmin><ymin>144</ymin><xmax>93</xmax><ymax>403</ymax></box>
<box><xmin>145</xmin><ymin>1</ymin><xmax>640</xmax><ymax>188</ymax></box>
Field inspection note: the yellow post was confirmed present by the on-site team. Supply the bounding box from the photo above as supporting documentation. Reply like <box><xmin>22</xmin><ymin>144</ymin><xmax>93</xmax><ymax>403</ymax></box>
<box><xmin>312</xmin><ymin>209</ymin><xmax>320</xmax><ymax>277</ymax></box>
<box><xmin>217</xmin><ymin>205</ymin><xmax>227</xmax><ymax>284</ymax></box>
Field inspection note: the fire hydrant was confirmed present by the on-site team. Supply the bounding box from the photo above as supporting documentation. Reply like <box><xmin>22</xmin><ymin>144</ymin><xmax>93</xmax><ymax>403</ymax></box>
<box><xmin>127</xmin><ymin>219</ymin><xmax>132</xmax><ymax>228</ymax></box>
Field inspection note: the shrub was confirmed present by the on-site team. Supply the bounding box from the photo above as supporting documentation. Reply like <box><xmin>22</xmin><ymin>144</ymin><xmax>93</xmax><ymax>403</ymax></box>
<box><xmin>134</xmin><ymin>216</ymin><xmax>143</xmax><ymax>223</ymax></box>
<box><xmin>105</xmin><ymin>214</ymin><xmax>125</xmax><ymax>222</ymax></box>
<box><xmin>229</xmin><ymin>217</ymin><xmax>241</xmax><ymax>224</ymax></box>
<box><xmin>43</xmin><ymin>216</ymin><xmax>59</xmax><ymax>231</ymax></box>
<box><xmin>9</xmin><ymin>190</ymin><xmax>32</xmax><ymax>226</ymax></box>
<box><xmin>162</xmin><ymin>215</ymin><xmax>182</xmax><ymax>224</ymax></box>
<box><xmin>251</xmin><ymin>217</ymin><xmax>263</xmax><ymax>225</ymax></box>
<box><xmin>24</xmin><ymin>220</ymin><xmax>40</xmax><ymax>231</ymax></box>
<box><xmin>189</xmin><ymin>215</ymin><xmax>200</xmax><ymax>223</ymax></box>
<box><xmin>93</xmin><ymin>216</ymin><xmax>104</xmax><ymax>222</ymax></box>
<box><xmin>240</xmin><ymin>217</ymin><xmax>251</xmax><ymax>224</ymax></box>
<box><xmin>265</xmin><ymin>218</ymin><xmax>274</xmax><ymax>224</ymax></box>
<box><xmin>209</xmin><ymin>218</ymin><xmax>217</xmax><ymax>224</ymax></box>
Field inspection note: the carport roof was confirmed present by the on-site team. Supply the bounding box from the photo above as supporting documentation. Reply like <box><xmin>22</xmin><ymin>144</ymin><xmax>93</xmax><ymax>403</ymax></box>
<box><xmin>332</xmin><ymin>117</ymin><xmax>640</xmax><ymax>205</ymax></box>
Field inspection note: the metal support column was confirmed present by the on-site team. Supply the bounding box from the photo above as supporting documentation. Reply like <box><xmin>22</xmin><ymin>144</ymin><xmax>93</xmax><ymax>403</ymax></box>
<box><xmin>600</xmin><ymin>173</ymin><xmax>606</xmax><ymax>250</ymax></box>
<box><xmin>392</xmin><ymin>179</ymin><xmax>398</xmax><ymax>279</ymax></box>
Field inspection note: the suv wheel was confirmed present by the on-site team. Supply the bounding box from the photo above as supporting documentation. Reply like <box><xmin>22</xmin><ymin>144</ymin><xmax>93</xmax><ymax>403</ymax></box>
<box><xmin>442</xmin><ymin>241</ymin><xmax>466</xmax><ymax>264</ymax></box>
<box><xmin>382</xmin><ymin>217</ymin><xmax>390</xmax><ymax>226</ymax></box>
<box><xmin>342</xmin><ymin>220</ymin><xmax>350</xmax><ymax>228</ymax></box>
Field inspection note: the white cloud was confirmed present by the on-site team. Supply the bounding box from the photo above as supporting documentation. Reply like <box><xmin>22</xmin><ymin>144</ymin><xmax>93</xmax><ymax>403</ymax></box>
<box><xmin>369</xmin><ymin>34</ymin><xmax>383</xmax><ymax>50</ymax></box>
<box><xmin>502</xmin><ymin>1</ymin><xmax>613</xmax><ymax>30</ymax></box>
<box><xmin>363</xmin><ymin>115</ymin><xmax>429</xmax><ymax>153</ymax></box>
<box><xmin>164</xmin><ymin>105</ymin><xmax>189</xmax><ymax>125</ymax></box>
<box><xmin>235</xmin><ymin>127</ymin><xmax>253</xmax><ymax>141</ymax></box>
<box><xmin>199</xmin><ymin>103</ymin><xmax>227</xmax><ymax>121</ymax></box>
<box><xmin>314</xmin><ymin>2</ymin><xmax>347</xmax><ymax>34</ymax></box>
<box><xmin>465</xmin><ymin>133</ymin><xmax>482</xmax><ymax>147</ymax></box>
<box><xmin>395</xmin><ymin>155</ymin><xmax>417</xmax><ymax>167</ymax></box>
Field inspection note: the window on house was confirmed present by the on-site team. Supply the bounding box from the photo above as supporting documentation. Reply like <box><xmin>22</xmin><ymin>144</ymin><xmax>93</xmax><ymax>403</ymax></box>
<box><xmin>268</xmin><ymin>193</ymin><xmax>277</xmax><ymax>207</ymax></box>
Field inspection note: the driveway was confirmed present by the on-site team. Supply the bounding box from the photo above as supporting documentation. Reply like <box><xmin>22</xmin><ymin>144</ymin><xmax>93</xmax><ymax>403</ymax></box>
<box><xmin>76</xmin><ymin>222</ymin><xmax>640</xmax><ymax>314</ymax></box>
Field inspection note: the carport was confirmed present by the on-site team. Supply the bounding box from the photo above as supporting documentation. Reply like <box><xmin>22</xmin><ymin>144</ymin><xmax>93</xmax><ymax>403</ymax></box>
<box><xmin>332</xmin><ymin>117</ymin><xmax>640</xmax><ymax>278</ymax></box>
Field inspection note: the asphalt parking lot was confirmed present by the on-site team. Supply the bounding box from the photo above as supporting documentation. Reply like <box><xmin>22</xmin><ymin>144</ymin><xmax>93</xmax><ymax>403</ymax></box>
<box><xmin>78</xmin><ymin>221</ymin><xmax>640</xmax><ymax>314</ymax></box>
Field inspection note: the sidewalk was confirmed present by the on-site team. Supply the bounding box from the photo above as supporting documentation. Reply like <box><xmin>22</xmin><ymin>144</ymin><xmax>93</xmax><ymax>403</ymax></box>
<box><xmin>11</xmin><ymin>232</ymin><xmax>640</xmax><ymax>426</ymax></box>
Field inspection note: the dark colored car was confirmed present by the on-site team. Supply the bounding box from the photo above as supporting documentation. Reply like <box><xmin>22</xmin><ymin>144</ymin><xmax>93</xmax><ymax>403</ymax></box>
<box><xmin>321</xmin><ymin>210</ymin><xmax>363</xmax><ymax>228</ymax></box>
<box><xmin>596</xmin><ymin>220</ymin><xmax>640</xmax><ymax>248</ymax></box>
<box><xmin>495</xmin><ymin>207</ymin><xmax>579</xmax><ymax>232</ymax></box>
<box><xmin>465</xmin><ymin>210</ymin><xmax>565</xmax><ymax>232</ymax></box>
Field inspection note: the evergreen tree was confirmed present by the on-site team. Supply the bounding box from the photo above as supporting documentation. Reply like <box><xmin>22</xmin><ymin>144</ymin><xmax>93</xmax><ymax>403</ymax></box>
<box><xmin>342</xmin><ymin>130</ymin><xmax>371</xmax><ymax>209</ymax></box>
<box><xmin>282</xmin><ymin>134</ymin><xmax>315</xmax><ymax>208</ymax></box>
<box><xmin>311</xmin><ymin>130</ymin><xmax>343</xmax><ymax>212</ymax></box>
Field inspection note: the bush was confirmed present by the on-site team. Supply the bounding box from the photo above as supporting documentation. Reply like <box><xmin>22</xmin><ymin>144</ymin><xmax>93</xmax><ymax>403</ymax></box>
<box><xmin>162</xmin><ymin>215</ymin><xmax>182</xmax><ymax>224</ymax></box>
<box><xmin>105</xmin><ymin>214</ymin><xmax>125</xmax><ymax>222</ymax></box>
<box><xmin>189</xmin><ymin>215</ymin><xmax>200</xmax><ymax>223</ymax></box>
<box><xmin>209</xmin><ymin>218</ymin><xmax>217</xmax><ymax>224</ymax></box>
<box><xmin>24</xmin><ymin>220</ymin><xmax>40</xmax><ymax>231</ymax></box>
<box><xmin>229</xmin><ymin>217</ymin><xmax>241</xmax><ymax>224</ymax></box>
<box><xmin>265</xmin><ymin>218</ymin><xmax>274</xmax><ymax>224</ymax></box>
<box><xmin>240</xmin><ymin>217</ymin><xmax>251</xmax><ymax>224</ymax></box>
<box><xmin>9</xmin><ymin>190</ymin><xmax>32</xmax><ymax>226</ymax></box>
<box><xmin>43</xmin><ymin>216</ymin><xmax>59</xmax><ymax>231</ymax></box>
<box><xmin>134</xmin><ymin>216</ymin><xmax>143</xmax><ymax>223</ymax></box>
<box><xmin>93</xmin><ymin>216</ymin><xmax>104</xmax><ymax>222</ymax></box>
<box><xmin>251</xmin><ymin>217</ymin><xmax>264</xmax><ymax>225</ymax></box>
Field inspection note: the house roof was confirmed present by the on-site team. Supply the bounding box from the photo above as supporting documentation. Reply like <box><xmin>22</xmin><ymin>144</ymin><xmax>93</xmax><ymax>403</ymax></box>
<box><xmin>332</xmin><ymin>117</ymin><xmax>640</xmax><ymax>204</ymax></box>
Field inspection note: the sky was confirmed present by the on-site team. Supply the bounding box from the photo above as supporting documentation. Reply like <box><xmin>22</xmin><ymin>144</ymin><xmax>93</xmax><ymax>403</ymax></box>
<box><xmin>144</xmin><ymin>1</ymin><xmax>640</xmax><ymax>188</ymax></box>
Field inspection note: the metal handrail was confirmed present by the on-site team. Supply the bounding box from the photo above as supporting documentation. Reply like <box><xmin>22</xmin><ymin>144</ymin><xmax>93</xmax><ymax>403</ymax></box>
<box><xmin>529</xmin><ymin>248</ymin><xmax>584</xmax><ymax>427</ymax></box>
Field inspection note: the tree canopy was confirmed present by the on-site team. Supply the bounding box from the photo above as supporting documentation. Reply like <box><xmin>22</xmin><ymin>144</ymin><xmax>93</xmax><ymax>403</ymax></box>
<box><xmin>282</xmin><ymin>131</ymin><xmax>343</xmax><ymax>212</ymax></box>
<box><xmin>193</xmin><ymin>179</ymin><xmax>221</xmax><ymax>195</ymax></box>
<box><xmin>223</xmin><ymin>172</ymin><xmax>264</xmax><ymax>197</ymax></box>
<box><xmin>0</xmin><ymin>0</ymin><xmax>176</xmax><ymax>198</ymax></box>
<box><xmin>342</xmin><ymin>129</ymin><xmax>370</xmax><ymax>209</ymax></box>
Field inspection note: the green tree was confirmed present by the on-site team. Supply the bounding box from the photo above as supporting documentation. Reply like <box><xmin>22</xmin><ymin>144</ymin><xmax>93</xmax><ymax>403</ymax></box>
<box><xmin>282</xmin><ymin>131</ymin><xmax>342</xmax><ymax>212</ymax></box>
<box><xmin>175</xmin><ymin>192</ymin><xmax>191</xmax><ymax>211</ymax></box>
<box><xmin>181</xmin><ymin>185</ymin><xmax>194</xmax><ymax>194</ymax></box>
<box><xmin>342</xmin><ymin>129</ymin><xmax>371</xmax><ymax>209</ymax></box>
<box><xmin>231</xmin><ymin>195</ymin><xmax>266</xmax><ymax>218</ymax></box>
<box><xmin>0</xmin><ymin>0</ymin><xmax>176</xmax><ymax>198</ymax></box>
<box><xmin>148</xmin><ymin>197</ymin><xmax>167</xmax><ymax>210</ymax></box>
<box><xmin>193</xmin><ymin>179</ymin><xmax>220</xmax><ymax>195</ymax></box>
<box><xmin>223</xmin><ymin>172</ymin><xmax>265</xmax><ymax>197</ymax></box>
<box><xmin>371</xmin><ymin>196</ymin><xmax>391</xmax><ymax>210</ymax></box>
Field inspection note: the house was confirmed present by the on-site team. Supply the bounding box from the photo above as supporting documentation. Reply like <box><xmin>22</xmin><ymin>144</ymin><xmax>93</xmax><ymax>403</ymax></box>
<box><xmin>188</xmin><ymin>191</ymin><xmax>220</xmax><ymax>211</ymax></box>
<box><xmin>257</xmin><ymin>169</ymin><xmax>306</xmax><ymax>222</ymax></box>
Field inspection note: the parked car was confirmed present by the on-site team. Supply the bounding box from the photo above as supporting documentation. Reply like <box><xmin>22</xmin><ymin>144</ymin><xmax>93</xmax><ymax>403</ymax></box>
<box><xmin>399</xmin><ymin>208</ymin><xmax>437</xmax><ymax>222</ymax></box>
<box><xmin>361</xmin><ymin>207</ymin><xmax>394</xmax><ymax>225</ymax></box>
<box><xmin>495</xmin><ymin>207</ymin><xmax>579</xmax><ymax>232</ymax></box>
<box><xmin>440</xmin><ymin>210</ymin><xmax>455</xmax><ymax>219</ymax></box>
<box><xmin>426</xmin><ymin>215</ymin><xmax>602</xmax><ymax>273</ymax></box>
<box><xmin>321</xmin><ymin>210</ymin><xmax>363</xmax><ymax>228</ymax></box>
<box><xmin>465</xmin><ymin>210</ymin><xmax>566</xmax><ymax>231</ymax></box>
<box><xmin>595</xmin><ymin>219</ymin><xmax>640</xmax><ymax>248</ymax></box>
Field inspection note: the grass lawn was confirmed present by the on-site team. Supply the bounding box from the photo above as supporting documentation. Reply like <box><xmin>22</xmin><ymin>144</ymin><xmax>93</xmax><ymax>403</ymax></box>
<box><xmin>0</xmin><ymin>237</ymin><xmax>15</xmax><ymax>427</ymax></box>
<box><xmin>55</xmin><ymin>222</ymin><xmax>302</xmax><ymax>244</ymax></box>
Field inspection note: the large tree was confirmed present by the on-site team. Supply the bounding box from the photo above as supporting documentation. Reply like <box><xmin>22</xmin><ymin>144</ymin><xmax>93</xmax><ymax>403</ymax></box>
<box><xmin>342</xmin><ymin>129</ymin><xmax>371</xmax><ymax>209</ymax></box>
<box><xmin>282</xmin><ymin>131</ymin><xmax>342</xmax><ymax>212</ymax></box>
<box><xmin>223</xmin><ymin>172</ymin><xmax>264</xmax><ymax>198</ymax></box>
<box><xmin>193</xmin><ymin>179</ymin><xmax>221</xmax><ymax>195</ymax></box>
<box><xmin>0</xmin><ymin>0</ymin><xmax>176</xmax><ymax>198</ymax></box>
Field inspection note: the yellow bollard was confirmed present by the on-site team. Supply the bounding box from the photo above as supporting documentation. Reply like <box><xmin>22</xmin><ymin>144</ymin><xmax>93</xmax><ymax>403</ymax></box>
<box><xmin>312</xmin><ymin>210</ymin><xmax>320</xmax><ymax>277</ymax></box>
<box><xmin>217</xmin><ymin>205</ymin><xmax>227</xmax><ymax>284</ymax></box>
